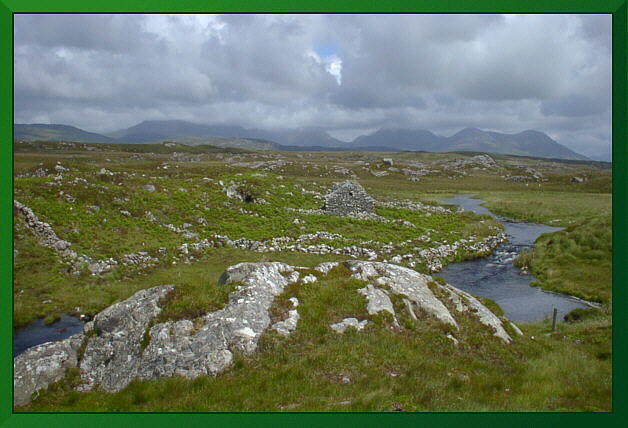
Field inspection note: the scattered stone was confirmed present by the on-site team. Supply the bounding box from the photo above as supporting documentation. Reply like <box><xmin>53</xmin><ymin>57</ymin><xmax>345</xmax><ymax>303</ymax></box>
<box><xmin>14</xmin><ymin>200</ymin><xmax>71</xmax><ymax>251</ymax></box>
<box><xmin>330</xmin><ymin>318</ymin><xmax>368</xmax><ymax>334</ymax></box>
<box><xmin>272</xmin><ymin>298</ymin><xmax>300</xmax><ymax>336</ymax></box>
<box><xmin>301</xmin><ymin>274</ymin><xmax>317</xmax><ymax>284</ymax></box>
<box><xmin>446</xmin><ymin>333</ymin><xmax>459</xmax><ymax>346</ymax></box>
<box><xmin>33</xmin><ymin>168</ymin><xmax>48</xmax><ymax>177</ymax></box>
<box><xmin>315</xmin><ymin>262</ymin><xmax>339</xmax><ymax>275</ymax></box>
<box><xmin>142</xmin><ymin>184</ymin><xmax>156</xmax><ymax>192</ymax></box>
<box><xmin>509</xmin><ymin>322</ymin><xmax>524</xmax><ymax>336</ymax></box>
<box><xmin>145</xmin><ymin>211</ymin><xmax>158</xmax><ymax>222</ymax></box>
<box><xmin>403</xmin><ymin>298</ymin><xmax>418</xmax><ymax>320</ymax></box>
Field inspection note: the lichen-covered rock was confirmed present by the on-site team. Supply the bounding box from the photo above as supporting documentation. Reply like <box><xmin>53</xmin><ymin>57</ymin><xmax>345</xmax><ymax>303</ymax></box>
<box><xmin>438</xmin><ymin>283</ymin><xmax>512</xmax><ymax>343</ymax></box>
<box><xmin>272</xmin><ymin>298</ymin><xmax>300</xmax><ymax>336</ymax></box>
<box><xmin>14</xmin><ymin>261</ymin><xmax>516</xmax><ymax>407</ymax></box>
<box><xmin>78</xmin><ymin>285</ymin><xmax>174</xmax><ymax>392</ymax></box>
<box><xmin>330</xmin><ymin>318</ymin><xmax>368</xmax><ymax>333</ymax></box>
<box><xmin>347</xmin><ymin>261</ymin><xmax>458</xmax><ymax>328</ymax></box>
<box><xmin>137</xmin><ymin>262</ymin><xmax>299</xmax><ymax>382</ymax></box>
<box><xmin>358</xmin><ymin>284</ymin><xmax>395</xmax><ymax>316</ymax></box>
<box><xmin>301</xmin><ymin>274</ymin><xmax>317</xmax><ymax>284</ymax></box>
<box><xmin>342</xmin><ymin>261</ymin><xmax>513</xmax><ymax>343</ymax></box>
<box><xmin>14</xmin><ymin>333</ymin><xmax>84</xmax><ymax>406</ymax></box>
<box><xmin>315</xmin><ymin>262</ymin><xmax>339</xmax><ymax>274</ymax></box>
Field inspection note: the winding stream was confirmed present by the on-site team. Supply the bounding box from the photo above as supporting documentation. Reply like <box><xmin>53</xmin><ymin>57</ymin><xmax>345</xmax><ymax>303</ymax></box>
<box><xmin>14</xmin><ymin>194</ymin><xmax>591</xmax><ymax>356</ymax></box>
<box><xmin>438</xmin><ymin>194</ymin><xmax>590</xmax><ymax>322</ymax></box>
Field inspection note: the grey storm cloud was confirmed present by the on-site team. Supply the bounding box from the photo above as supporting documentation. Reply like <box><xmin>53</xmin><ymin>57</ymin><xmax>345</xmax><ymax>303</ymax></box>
<box><xmin>13</xmin><ymin>13</ymin><xmax>611</xmax><ymax>159</ymax></box>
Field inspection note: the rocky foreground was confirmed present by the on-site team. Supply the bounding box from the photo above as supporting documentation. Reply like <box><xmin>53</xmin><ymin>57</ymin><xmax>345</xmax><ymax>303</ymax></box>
<box><xmin>14</xmin><ymin>261</ymin><xmax>522</xmax><ymax>407</ymax></box>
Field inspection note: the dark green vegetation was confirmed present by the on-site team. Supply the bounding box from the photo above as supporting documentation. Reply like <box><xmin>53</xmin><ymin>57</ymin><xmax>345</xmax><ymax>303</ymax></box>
<box><xmin>13</xmin><ymin>141</ymin><xmax>611</xmax><ymax>411</ymax></box>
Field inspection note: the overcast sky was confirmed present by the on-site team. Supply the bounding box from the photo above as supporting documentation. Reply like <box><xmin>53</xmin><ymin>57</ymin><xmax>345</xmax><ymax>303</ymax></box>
<box><xmin>14</xmin><ymin>14</ymin><xmax>612</xmax><ymax>160</ymax></box>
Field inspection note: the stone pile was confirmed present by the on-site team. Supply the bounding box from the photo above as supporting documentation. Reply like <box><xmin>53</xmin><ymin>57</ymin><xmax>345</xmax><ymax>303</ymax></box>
<box><xmin>323</xmin><ymin>181</ymin><xmax>376</xmax><ymax>216</ymax></box>
<box><xmin>14</xmin><ymin>200</ymin><xmax>71</xmax><ymax>251</ymax></box>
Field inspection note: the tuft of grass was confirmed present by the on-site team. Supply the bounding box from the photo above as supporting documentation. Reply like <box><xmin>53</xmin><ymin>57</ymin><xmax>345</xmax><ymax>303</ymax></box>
<box><xmin>529</xmin><ymin>216</ymin><xmax>611</xmax><ymax>304</ymax></box>
<box><xmin>513</xmin><ymin>249</ymin><xmax>533</xmax><ymax>269</ymax></box>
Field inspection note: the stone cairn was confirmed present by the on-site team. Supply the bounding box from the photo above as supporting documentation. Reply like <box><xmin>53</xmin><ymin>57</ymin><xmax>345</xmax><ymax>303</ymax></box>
<box><xmin>322</xmin><ymin>181</ymin><xmax>376</xmax><ymax>217</ymax></box>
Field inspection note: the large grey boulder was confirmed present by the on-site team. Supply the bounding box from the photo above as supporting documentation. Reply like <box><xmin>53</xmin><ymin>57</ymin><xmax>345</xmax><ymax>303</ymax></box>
<box><xmin>78</xmin><ymin>285</ymin><xmax>175</xmax><ymax>391</ymax></box>
<box><xmin>136</xmin><ymin>262</ymin><xmax>299</xmax><ymax>384</ymax></box>
<box><xmin>14</xmin><ymin>333</ymin><xmax>84</xmax><ymax>406</ymax></box>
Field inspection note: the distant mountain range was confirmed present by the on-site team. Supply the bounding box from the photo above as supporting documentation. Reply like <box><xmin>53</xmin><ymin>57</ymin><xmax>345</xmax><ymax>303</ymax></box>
<box><xmin>14</xmin><ymin>124</ymin><xmax>117</xmax><ymax>143</ymax></box>
<box><xmin>14</xmin><ymin>120</ymin><xmax>589</xmax><ymax>160</ymax></box>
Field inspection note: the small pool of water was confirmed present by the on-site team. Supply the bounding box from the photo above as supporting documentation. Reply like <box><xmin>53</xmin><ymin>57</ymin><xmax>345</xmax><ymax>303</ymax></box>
<box><xmin>13</xmin><ymin>314</ymin><xmax>84</xmax><ymax>357</ymax></box>
<box><xmin>438</xmin><ymin>194</ymin><xmax>590</xmax><ymax>322</ymax></box>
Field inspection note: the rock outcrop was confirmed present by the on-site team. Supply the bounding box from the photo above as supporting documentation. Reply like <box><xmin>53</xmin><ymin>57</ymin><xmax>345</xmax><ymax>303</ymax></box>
<box><xmin>78</xmin><ymin>285</ymin><xmax>175</xmax><ymax>391</ymax></box>
<box><xmin>14</xmin><ymin>261</ymin><xmax>520</xmax><ymax>406</ymax></box>
<box><xmin>342</xmin><ymin>261</ymin><xmax>514</xmax><ymax>343</ymax></box>
<box><xmin>14</xmin><ymin>334</ymin><xmax>84</xmax><ymax>406</ymax></box>
<box><xmin>346</xmin><ymin>261</ymin><xmax>459</xmax><ymax>328</ymax></box>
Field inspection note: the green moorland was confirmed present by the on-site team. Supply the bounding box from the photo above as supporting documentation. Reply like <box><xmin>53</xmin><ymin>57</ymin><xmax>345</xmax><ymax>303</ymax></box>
<box><xmin>13</xmin><ymin>141</ymin><xmax>612</xmax><ymax>411</ymax></box>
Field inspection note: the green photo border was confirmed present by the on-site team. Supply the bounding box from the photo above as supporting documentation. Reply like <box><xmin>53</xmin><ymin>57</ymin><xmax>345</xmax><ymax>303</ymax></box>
<box><xmin>1</xmin><ymin>1</ymin><xmax>625</xmax><ymax>427</ymax></box>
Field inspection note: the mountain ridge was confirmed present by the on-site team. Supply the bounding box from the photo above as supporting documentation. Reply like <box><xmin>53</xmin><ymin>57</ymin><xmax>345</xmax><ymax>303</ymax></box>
<box><xmin>14</xmin><ymin>121</ymin><xmax>590</xmax><ymax>160</ymax></box>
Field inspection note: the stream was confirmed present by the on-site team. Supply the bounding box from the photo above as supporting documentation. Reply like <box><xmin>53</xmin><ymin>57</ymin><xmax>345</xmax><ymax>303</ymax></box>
<box><xmin>13</xmin><ymin>194</ymin><xmax>591</xmax><ymax>356</ymax></box>
<box><xmin>13</xmin><ymin>314</ymin><xmax>84</xmax><ymax>357</ymax></box>
<box><xmin>438</xmin><ymin>194</ymin><xmax>590</xmax><ymax>322</ymax></box>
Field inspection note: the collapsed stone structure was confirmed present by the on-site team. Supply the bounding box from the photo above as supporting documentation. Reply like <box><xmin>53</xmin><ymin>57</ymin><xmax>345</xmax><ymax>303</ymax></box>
<box><xmin>322</xmin><ymin>181</ymin><xmax>375</xmax><ymax>216</ymax></box>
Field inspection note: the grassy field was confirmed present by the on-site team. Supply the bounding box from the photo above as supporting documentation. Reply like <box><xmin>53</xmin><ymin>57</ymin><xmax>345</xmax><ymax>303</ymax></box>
<box><xmin>13</xmin><ymin>142</ymin><xmax>612</xmax><ymax>411</ymax></box>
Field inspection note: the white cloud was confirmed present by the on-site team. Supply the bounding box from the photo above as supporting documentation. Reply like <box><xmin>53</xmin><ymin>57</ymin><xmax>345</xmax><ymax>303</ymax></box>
<box><xmin>13</xmin><ymin>14</ymin><xmax>611</xmax><ymax>158</ymax></box>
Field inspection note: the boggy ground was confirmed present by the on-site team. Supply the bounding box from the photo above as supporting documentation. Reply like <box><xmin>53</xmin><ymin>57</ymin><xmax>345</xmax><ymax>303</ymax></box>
<box><xmin>13</xmin><ymin>141</ymin><xmax>612</xmax><ymax>411</ymax></box>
